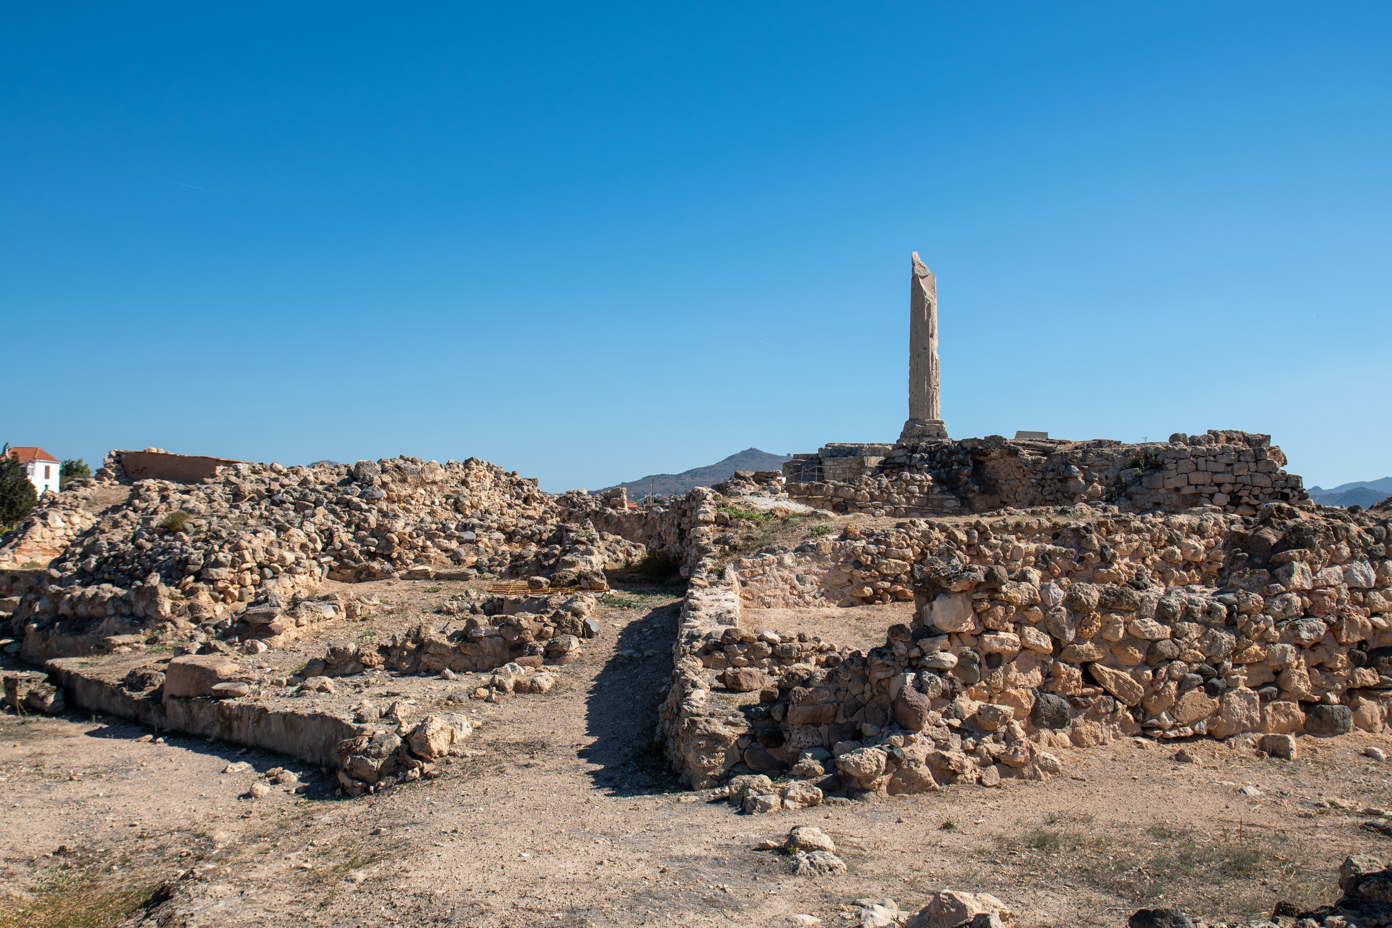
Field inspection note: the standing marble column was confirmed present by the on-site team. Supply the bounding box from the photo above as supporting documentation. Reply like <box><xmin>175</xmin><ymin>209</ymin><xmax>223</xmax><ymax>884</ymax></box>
<box><xmin>900</xmin><ymin>252</ymin><xmax>949</xmax><ymax>441</ymax></box>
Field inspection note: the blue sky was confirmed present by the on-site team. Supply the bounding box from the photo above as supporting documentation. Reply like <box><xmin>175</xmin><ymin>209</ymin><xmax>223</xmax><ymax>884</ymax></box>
<box><xmin>3</xmin><ymin>3</ymin><xmax>1389</xmax><ymax>491</ymax></box>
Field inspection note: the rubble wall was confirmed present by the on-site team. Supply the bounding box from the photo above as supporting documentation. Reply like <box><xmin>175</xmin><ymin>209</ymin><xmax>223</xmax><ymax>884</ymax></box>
<box><xmin>4</xmin><ymin>456</ymin><xmax>647</xmax><ymax>661</ymax></box>
<box><xmin>785</xmin><ymin>430</ymin><xmax>1304</xmax><ymax>518</ymax></box>
<box><xmin>660</xmin><ymin>499</ymin><xmax>1392</xmax><ymax>795</ymax></box>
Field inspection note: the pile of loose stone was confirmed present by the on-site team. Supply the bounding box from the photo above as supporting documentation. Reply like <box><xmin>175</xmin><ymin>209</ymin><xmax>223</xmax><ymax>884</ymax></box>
<box><xmin>769</xmin><ymin>845</ymin><xmax>1392</xmax><ymax>927</ymax></box>
<box><xmin>0</xmin><ymin>452</ymin><xmax>692</xmax><ymax>798</ymax></box>
<box><xmin>5</xmin><ymin>455</ymin><xmax>646</xmax><ymax>661</ymax></box>
<box><xmin>0</xmin><ymin>484</ymin><xmax>102</xmax><ymax>567</ymax></box>
<box><xmin>305</xmin><ymin>590</ymin><xmax>602</xmax><ymax>680</ymax></box>
<box><xmin>662</xmin><ymin>497</ymin><xmax>1392</xmax><ymax>800</ymax></box>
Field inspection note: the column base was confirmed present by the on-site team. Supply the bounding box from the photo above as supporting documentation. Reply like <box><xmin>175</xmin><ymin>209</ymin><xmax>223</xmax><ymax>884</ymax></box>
<box><xmin>899</xmin><ymin>418</ymin><xmax>949</xmax><ymax>442</ymax></box>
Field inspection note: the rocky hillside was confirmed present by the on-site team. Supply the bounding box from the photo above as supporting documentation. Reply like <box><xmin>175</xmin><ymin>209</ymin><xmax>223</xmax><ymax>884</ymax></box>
<box><xmin>1309</xmin><ymin>477</ymin><xmax>1392</xmax><ymax>508</ymax></box>
<box><xmin>606</xmin><ymin>447</ymin><xmax>789</xmax><ymax>499</ymax></box>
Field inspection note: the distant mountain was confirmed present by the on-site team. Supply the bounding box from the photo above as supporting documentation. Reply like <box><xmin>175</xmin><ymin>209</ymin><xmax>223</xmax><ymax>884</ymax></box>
<box><xmin>605</xmin><ymin>448</ymin><xmax>791</xmax><ymax>499</ymax></box>
<box><xmin>1308</xmin><ymin>477</ymin><xmax>1392</xmax><ymax>508</ymax></box>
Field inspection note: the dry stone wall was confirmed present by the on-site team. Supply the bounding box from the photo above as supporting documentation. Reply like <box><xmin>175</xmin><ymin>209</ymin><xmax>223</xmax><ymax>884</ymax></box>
<box><xmin>660</xmin><ymin>498</ymin><xmax>1392</xmax><ymax>800</ymax></box>
<box><xmin>0</xmin><ymin>479</ymin><xmax>108</xmax><ymax>567</ymax></box>
<box><xmin>785</xmin><ymin>430</ymin><xmax>1304</xmax><ymax>518</ymax></box>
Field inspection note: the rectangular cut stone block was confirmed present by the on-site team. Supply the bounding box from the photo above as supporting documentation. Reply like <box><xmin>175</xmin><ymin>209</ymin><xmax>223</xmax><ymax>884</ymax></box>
<box><xmin>164</xmin><ymin>655</ymin><xmax>240</xmax><ymax>699</ymax></box>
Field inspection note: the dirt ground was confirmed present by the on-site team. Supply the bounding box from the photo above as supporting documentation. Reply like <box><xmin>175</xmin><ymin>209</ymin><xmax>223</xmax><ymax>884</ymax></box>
<box><xmin>4</xmin><ymin>579</ymin><xmax>1392</xmax><ymax>927</ymax></box>
<box><xmin>743</xmin><ymin>602</ymin><xmax>918</xmax><ymax>652</ymax></box>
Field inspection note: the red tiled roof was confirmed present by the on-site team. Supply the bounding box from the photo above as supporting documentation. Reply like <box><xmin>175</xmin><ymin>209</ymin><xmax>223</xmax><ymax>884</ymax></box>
<box><xmin>5</xmin><ymin>446</ymin><xmax>59</xmax><ymax>464</ymax></box>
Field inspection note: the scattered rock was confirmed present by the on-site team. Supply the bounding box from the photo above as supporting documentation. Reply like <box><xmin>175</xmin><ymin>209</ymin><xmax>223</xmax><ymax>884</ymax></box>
<box><xmin>210</xmin><ymin>681</ymin><xmax>250</xmax><ymax>700</ymax></box>
<box><xmin>792</xmin><ymin>850</ymin><xmax>846</xmax><ymax>877</ymax></box>
<box><xmin>1127</xmin><ymin>909</ymin><xmax>1193</xmax><ymax>928</ymax></box>
<box><xmin>786</xmin><ymin>826</ymin><xmax>835</xmax><ymax>854</ymax></box>
<box><xmin>907</xmin><ymin>890</ymin><xmax>1015</xmax><ymax>928</ymax></box>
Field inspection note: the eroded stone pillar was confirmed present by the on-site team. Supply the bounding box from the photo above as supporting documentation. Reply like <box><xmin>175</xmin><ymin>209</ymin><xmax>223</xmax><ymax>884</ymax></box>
<box><xmin>900</xmin><ymin>251</ymin><xmax>948</xmax><ymax>441</ymax></box>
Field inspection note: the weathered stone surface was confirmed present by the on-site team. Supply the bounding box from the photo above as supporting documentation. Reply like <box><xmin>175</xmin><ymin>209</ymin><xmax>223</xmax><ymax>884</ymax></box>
<box><xmin>721</xmin><ymin>667</ymin><xmax>767</xmax><ymax>692</ymax></box>
<box><xmin>900</xmin><ymin>252</ymin><xmax>948</xmax><ymax>442</ymax></box>
<box><xmin>924</xmin><ymin>594</ymin><xmax>975</xmax><ymax>633</ymax></box>
<box><xmin>1208</xmin><ymin>687</ymin><xmax>1261</xmax><ymax>739</ymax></box>
<box><xmin>1305</xmin><ymin>703</ymin><xmax>1353</xmax><ymax>736</ymax></box>
<box><xmin>1031</xmin><ymin>692</ymin><xmax>1070</xmax><ymax>730</ymax></box>
<box><xmin>164</xmin><ymin>655</ymin><xmax>240</xmax><ymax>699</ymax></box>
<box><xmin>407</xmin><ymin>715</ymin><xmax>472</xmax><ymax>760</ymax></box>
<box><xmin>1127</xmin><ymin>909</ymin><xmax>1194</xmax><ymax>928</ymax></box>
<box><xmin>1087</xmin><ymin>664</ymin><xmax>1143</xmax><ymax>707</ymax></box>
<box><xmin>786</xmin><ymin>826</ymin><xmax>835</xmax><ymax>854</ymax></box>
<box><xmin>894</xmin><ymin>685</ymin><xmax>934</xmax><ymax>732</ymax></box>
<box><xmin>907</xmin><ymin>890</ymin><xmax>1015</xmax><ymax>928</ymax></box>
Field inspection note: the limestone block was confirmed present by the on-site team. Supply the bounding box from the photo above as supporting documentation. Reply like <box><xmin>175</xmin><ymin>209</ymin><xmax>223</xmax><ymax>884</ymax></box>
<box><xmin>164</xmin><ymin>655</ymin><xmax>240</xmax><ymax>699</ymax></box>
<box><xmin>1060</xmin><ymin>642</ymin><xmax>1104</xmax><ymax>663</ymax></box>
<box><xmin>835</xmin><ymin>746</ymin><xmax>888</xmax><ymax>788</ymax></box>
<box><xmin>407</xmin><ymin>714</ymin><xmax>472</xmax><ymax>759</ymax></box>
<box><xmin>924</xmin><ymin>593</ymin><xmax>976</xmax><ymax>633</ymax></box>
<box><xmin>1127</xmin><ymin>618</ymin><xmax>1171</xmax><ymax>641</ymax></box>
<box><xmin>1019</xmin><ymin>626</ymin><xmax>1053</xmax><ymax>654</ymax></box>
<box><xmin>1087</xmin><ymin>663</ymin><xmax>1143</xmax><ymax>706</ymax></box>
<box><xmin>1351</xmin><ymin>696</ymin><xmax>1387</xmax><ymax>733</ymax></box>
<box><xmin>907</xmin><ymin>891</ymin><xmax>1016</xmax><ymax>928</ymax></box>
<box><xmin>1172</xmin><ymin>689</ymin><xmax>1219</xmax><ymax>726</ymax></box>
<box><xmin>981</xmin><ymin>632</ymin><xmax>1021</xmax><ymax>655</ymax></box>
<box><xmin>1345</xmin><ymin>561</ymin><xmax>1378</xmax><ymax>589</ymax></box>
<box><xmin>1209</xmin><ymin>687</ymin><xmax>1261</xmax><ymax>739</ymax></box>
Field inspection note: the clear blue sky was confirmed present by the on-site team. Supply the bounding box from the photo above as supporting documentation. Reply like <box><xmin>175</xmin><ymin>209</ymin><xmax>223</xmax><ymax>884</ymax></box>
<box><xmin>4</xmin><ymin>3</ymin><xmax>1389</xmax><ymax>491</ymax></box>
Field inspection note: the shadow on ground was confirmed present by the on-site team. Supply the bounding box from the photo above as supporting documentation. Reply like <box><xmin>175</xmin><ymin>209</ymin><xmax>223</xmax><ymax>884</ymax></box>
<box><xmin>580</xmin><ymin>583</ymin><xmax>683</xmax><ymax>796</ymax></box>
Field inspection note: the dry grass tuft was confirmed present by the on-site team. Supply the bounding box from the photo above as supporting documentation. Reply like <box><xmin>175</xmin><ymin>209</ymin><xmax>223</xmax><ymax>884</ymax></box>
<box><xmin>992</xmin><ymin>818</ymin><xmax>1330</xmax><ymax>921</ymax></box>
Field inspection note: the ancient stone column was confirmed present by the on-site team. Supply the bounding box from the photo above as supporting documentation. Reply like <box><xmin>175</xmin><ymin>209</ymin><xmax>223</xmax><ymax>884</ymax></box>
<box><xmin>900</xmin><ymin>251</ymin><xmax>949</xmax><ymax>442</ymax></box>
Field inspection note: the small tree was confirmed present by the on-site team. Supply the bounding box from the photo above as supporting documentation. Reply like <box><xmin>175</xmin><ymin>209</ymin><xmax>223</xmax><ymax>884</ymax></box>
<box><xmin>60</xmin><ymin>458</ymin><xmax>91</xmax><ymax>488</ymax></box>
<box><xmin>0</xmin><ymin>444</ymin><xmax>39</xmax><ymax>528</ymax></box>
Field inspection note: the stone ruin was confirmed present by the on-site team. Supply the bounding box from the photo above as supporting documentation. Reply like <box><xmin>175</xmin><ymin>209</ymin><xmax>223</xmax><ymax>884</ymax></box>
<box><xmin>0</xmin><ymin>448</ymin><xmax>715</xmax><ymax>796</ymax></box>
<box><xmin>784</xmin><ymin>255</ymin><xmax>1305</xmax><ymax>519</ymax></box>
<box><xmin>650</xmin><ymin>255</ymin><xmax>1386</xmax><ymax>813</ymax></box>
<box><xmin>660</xmin><ymin>497</ymin><xmax>1392</xmax><ymax>804</ymax></box>
<box><xmin>0</xmin><ymin>255</ymin><xmax>1385</xmax><ymax>829</ymax></box>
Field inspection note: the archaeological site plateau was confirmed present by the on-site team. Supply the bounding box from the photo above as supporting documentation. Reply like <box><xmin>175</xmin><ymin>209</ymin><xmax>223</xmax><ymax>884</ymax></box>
<box><xmin>3</xmin><ymin>255</ymin><xmax>1391</xmax><ymax>928</ymax></box>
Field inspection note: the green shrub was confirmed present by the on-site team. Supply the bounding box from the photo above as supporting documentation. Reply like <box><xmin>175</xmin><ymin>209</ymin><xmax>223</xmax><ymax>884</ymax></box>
<box><xmin>159</xmin><ymin>511</ymin><xmax>189</xmax><ymax>533</ymax></box>
<box><xmin>0</xmin><ymin>444</ymin><xmax>38</xmax><ymax>526</ymax></box>
<box><xmin>717</xmin><ymin>504</ymin><xmax>776</xmax><ymax>525</ymax></box>
<box><xmin>59</xmin><ymin>459</ymin><xmax>91</xmax><ymax>488</ymax></box>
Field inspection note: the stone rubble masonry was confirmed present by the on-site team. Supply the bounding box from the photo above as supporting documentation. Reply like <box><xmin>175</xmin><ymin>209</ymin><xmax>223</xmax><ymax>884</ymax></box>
<box><xmin>785</xmin><ymin>430</ymin><xmax>1304</xmax><ymax>518</ymax></box>
<box><xmin>657</xmin><ymin>493</ymin><xmax>1392</xmax><ymax>797</ymax></box>
<box><xmin>0</xmin><ymin>447</ymin><xmax>720</xmax><ymax>796</ymax></box>
<box><xmin>1</xmin><ymin>452</ymin><xmax>697</xmax><ymax>663</ymax></box>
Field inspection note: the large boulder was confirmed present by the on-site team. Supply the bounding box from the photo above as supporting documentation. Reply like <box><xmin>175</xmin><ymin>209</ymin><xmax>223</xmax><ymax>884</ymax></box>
<box><xmin>407</xmin><ymin>714</ymin><xmax>473</xmax><ymax>760</ymax></box>
<box><xmin>1208</xmin><ymin>687</ymin><xmax>1261</xmax><ymax>739</ymax></box>
<box><xmin>907</xmin><ymin>890</ymin><xmax>1016</xmax><ymax>928</ymax></box>
<box><xmin>1030</xmin><ymin>692</ymin><xmax>1071</xmax><ymax>730</ymax></box>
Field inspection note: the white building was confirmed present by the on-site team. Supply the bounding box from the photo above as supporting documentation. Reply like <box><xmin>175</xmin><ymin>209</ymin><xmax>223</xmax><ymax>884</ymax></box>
<box><xmin>7</xmin><ymin>446</ymin><xmax>61</xmax><ymax>496</ymax></box>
